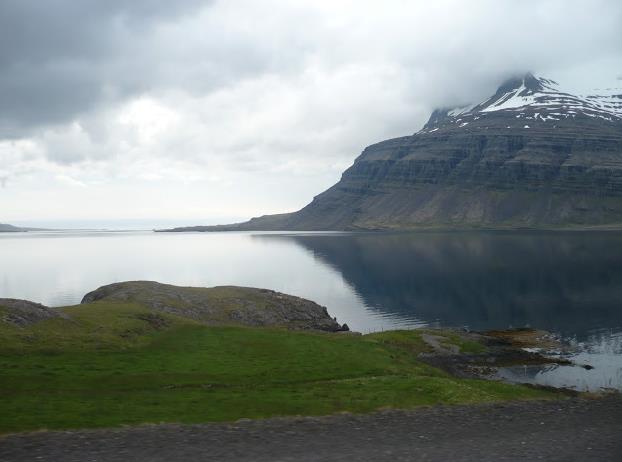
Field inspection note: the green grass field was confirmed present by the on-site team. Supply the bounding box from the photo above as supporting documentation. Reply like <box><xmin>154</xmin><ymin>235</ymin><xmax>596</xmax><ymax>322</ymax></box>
<box><xmin>0</xmin><ymin>301</ymin><xmax>556</xmax><ymax>433</ymax></box>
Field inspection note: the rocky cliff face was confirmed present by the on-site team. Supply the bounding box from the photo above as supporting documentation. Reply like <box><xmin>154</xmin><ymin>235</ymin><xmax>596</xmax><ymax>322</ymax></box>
<box><xmin>169</xmin><ymin>73</ymin><xmax>622</xmax><ymax>230</ymax></box>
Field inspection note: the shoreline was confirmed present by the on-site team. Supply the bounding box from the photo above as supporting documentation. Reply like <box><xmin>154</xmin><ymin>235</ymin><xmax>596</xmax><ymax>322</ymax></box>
<box><xmin>155</xmin><ymin>224</ymin><xmax>622</xmax><ymax>233</ymax></box>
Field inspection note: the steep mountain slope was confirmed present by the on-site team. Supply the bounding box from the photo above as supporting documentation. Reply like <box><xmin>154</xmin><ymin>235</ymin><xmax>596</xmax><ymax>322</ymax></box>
<box><xmin>167</xmin><ymin>73</ymin><xmax>622</xmax><ymax>231</ymax></box>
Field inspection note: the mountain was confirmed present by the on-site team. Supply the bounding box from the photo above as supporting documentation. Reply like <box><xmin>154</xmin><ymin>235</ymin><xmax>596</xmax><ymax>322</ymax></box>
<box><xmin>0</xmin><ymin>223</ymin><xmax>46</xmax><ymax>232</ymax></box>
<box><xmin>0</xmin><ymin>223</ymin><xmax>27</xmax><ymax>232</ymax></box>
<box><xmin>165</xmin><ymin>73</ymin><xmax>622</xmax><ymax>231</ymax></box>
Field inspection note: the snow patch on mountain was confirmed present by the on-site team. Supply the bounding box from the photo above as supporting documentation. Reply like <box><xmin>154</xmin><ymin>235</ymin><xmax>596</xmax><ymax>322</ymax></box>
<box><xmin>422</xmin><ymin>73</ymin><xmax>622</xmax><ymax>132</ymax></box>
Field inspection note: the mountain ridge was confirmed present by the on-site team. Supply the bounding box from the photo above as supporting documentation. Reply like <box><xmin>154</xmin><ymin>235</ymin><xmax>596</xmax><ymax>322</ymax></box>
<box><xmin>161</xmin><ymin>73</ymin><xmax>622</xmax><ymax>232</ymax></box>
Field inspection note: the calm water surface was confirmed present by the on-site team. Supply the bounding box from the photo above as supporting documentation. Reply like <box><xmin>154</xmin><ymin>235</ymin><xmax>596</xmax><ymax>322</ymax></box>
<box><xmin>1</xmin><ymin>229</ymin><xmax>621</xmax><ymax>390</ymax></box>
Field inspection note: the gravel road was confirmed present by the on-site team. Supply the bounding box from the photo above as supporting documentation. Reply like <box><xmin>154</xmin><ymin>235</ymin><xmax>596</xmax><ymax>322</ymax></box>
<box><xmin>2</xmin><ymin>396</ymin><xmax>621</xmax><ymax>462</ymax></box>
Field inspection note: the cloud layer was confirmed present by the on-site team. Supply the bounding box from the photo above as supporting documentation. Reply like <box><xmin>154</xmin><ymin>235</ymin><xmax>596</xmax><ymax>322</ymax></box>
<box><xmin>1</xmin><ymin>0</ymin><xmax>621</xmax><ymax>226</ymax></box>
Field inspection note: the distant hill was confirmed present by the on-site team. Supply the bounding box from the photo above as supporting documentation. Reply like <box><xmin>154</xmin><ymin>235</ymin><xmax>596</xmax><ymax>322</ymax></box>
<box><xmin>163</xmin><ymin>72</ymin><xmax>622</xmax><ymax>231</ymax></box>
<box><xmin>0</xmin><ymin>223</ymin><xmax>46</xmax><ymax>232</ymax></box>
<box><xmin>0</xmin><ymin>223</ymin><xmax>26</xmax><ymax>232</ymax></box>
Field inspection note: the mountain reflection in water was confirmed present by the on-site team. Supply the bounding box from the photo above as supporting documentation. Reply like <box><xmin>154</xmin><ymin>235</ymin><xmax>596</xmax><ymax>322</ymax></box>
<box><xmin>255</xmin><ymin>231</ymin><xmax>622</xmax><ymax>339</ymax></box>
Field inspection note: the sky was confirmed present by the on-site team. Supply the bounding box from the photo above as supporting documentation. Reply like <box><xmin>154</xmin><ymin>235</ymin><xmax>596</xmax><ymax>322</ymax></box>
<box><xmin>1</xmin><ymin>0</ymin><xmax>621</xmax><ymax>229</ymax></box>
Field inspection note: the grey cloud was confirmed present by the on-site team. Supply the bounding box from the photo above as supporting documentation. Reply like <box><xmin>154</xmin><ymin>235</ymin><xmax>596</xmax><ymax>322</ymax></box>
<box><xmin>2</xmin><ymin>0</ymin><xmax>622</xmax><ymax>142</ymax></box>
<box><xmin>0</xmin><ymin>0</ymin><xmax>211</xmax><ymax>137</ymax></box>
<box><xmin>0</xmin><ymin>0</ymin><xmax>210</xmax><ymax>63</ymax></box>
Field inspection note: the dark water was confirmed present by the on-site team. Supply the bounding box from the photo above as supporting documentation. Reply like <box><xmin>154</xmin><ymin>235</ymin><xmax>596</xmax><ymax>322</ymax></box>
<box><xmin>266</xmin><ymin>231</ymin><xmax>622</xmax><ymax>338</ymax></box>
<box><xmin>1</xmin><ymin>229</ymin><xmax>621</xmax><ymax>390</ymax></box>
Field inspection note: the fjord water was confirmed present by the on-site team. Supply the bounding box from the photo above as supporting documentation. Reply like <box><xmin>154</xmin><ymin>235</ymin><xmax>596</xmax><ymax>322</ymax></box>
<box><xmin>1</xmin><ymin>229</ymin><xmax>621</xmax><ymax>390</ymax></box>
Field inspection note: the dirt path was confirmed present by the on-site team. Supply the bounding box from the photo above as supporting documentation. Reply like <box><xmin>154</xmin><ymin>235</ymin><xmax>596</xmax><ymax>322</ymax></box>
<box><xmin>2</xmin><ymin>396</ymin><xmax>621</xmax><ymax>462</ymax></box>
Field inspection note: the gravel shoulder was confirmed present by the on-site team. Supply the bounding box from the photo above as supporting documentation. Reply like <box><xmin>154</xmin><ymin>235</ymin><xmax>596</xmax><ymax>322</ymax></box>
<box><xmin>2</xmin><ymin>396</ymin><xmax>621</xmax><ymax>462</ymax></box>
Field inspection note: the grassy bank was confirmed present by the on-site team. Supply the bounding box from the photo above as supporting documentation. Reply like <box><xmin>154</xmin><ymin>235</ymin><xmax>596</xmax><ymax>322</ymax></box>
<box><xmin>0</xmin><ymin>302</ymin><xmax>555</xmax><ymax>433</ymax></box>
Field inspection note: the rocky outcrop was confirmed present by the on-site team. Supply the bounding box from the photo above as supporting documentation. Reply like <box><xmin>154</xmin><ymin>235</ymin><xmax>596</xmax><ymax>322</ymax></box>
<box><xmin>81</xmin><ymin>281</ymin><xmax>348</xmax><ymax>332</ymax></box>
<box><xmin>0</xmin><ymin>299</ymin><xmax>68</xmax><ymax>326</ymax></box>
<box><xmin>162</xmin><ymin>73</ymin><xmax>622</xmax><ymax>231</ymax></box>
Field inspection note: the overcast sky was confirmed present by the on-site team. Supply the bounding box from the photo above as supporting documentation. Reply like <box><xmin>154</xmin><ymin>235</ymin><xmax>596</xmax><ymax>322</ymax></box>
<box><xmin>1</xmin><ymin>0</ymin><xmax>621</xmax><ymax>228</ymax></box>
